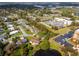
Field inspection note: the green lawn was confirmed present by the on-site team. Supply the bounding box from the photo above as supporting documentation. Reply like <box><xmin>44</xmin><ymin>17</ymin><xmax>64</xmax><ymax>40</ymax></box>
<box><xmin>37</xmin><ymin>31</ymin><xmax>47</xmax><ymax>37</ymax></box>
<box><xmin>26</xmin><ymin>36</ymin><xmax>33</xmax><ymax>40</ymax></box>
<box><xmin>25</xmin><ymin>29</ymin><xmax>33</xmax><ymax>34</ymax></box>
<box><xmin>54</xmin><ymin>27</ymin><xmax>71</xmax><ymax>34</ymax></box>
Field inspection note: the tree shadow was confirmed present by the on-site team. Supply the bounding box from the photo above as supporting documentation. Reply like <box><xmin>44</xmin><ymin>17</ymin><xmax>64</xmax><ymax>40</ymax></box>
<box><xmin>34</xmin><ymin>49</ymin><xmax>61</xmax><ymax>56</ymax></box>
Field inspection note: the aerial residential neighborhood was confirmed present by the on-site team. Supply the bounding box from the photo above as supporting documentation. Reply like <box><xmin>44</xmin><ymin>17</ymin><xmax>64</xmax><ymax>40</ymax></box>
<box><xmin>0</xmin><ymin>2</ymin><xmax>79</xmax><ymax>56</ymax></box>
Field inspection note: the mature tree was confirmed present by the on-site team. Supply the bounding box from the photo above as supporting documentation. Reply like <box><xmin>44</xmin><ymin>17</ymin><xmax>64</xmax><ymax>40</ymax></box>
<box><xmin>0</xmin><ymin>41</ymin><xmax>4</xmax><ymax>56</ymax></box>
<box><xmin>39</xmin><ymin>34</ymin><xmax>50</xmax><ymax>50</ymax></box>
<box><xmin>61</xmin><ymin>8</ymin><xmax>73</xmax><ymax>17</ymax></box>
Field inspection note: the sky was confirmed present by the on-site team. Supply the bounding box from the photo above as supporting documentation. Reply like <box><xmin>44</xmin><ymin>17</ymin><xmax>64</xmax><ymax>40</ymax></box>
<box><xmin>0</xmin><ymin>2</ymin><xmax>79</xmax><ymax>5</ymax></box>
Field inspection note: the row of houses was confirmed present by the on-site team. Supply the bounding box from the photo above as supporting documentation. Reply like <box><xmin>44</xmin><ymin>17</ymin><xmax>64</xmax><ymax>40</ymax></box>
<box><xmin>3</xmin><ymin>17</ymin><xmax>19</xmax><ymax>35</ymax></box>
<box><xmin>0</xmin><ymin>17</ymin><xmax>8</xmax><ymax>43</ymax></box>
<box><xmin>0</xmin><ymin>26</ymin><xmax>4</xmax><ymax>33</ymax></box>
<box><xmin>17</xmin><ymin>19</ymin><xmax>39</xmax><ymax>34</ymax></box>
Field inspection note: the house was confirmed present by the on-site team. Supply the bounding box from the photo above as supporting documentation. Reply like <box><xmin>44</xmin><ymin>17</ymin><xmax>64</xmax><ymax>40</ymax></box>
<box><xmin>30</xmin><ymin>37</ymin><xmax>40</xmax><ymax>46</ymax></box>
<box><xmin>1</xmin><ymin>17</ymin><xmax>7</xmax><ymax>21</ymax></box>
<box><xmin>5</xmin><ymin>22</ymin><xmax>13</xmax><ymax>25</ymax></box>
<box><xmin>71</xmin><ymin>29</ymin><xmax>79</xmax><ymax>44</ymax></box>
<box><xmin>75</xmin><ymin>20</ymin><xmax>79</xmax><ymax>23</ymax></box>
<box><xmin>74</xmin><ymin>29</ymin><xmax>79</xmax><ymax>34</ymax></box>
<box><xmin>8</xmin><ymin>27</ymin><xmax>15</xmax><ymax>31</ymax></box>
<box><xmin>74</xmin><ymin>12</ymin><xmax>79</xmax><ymax>16</ymax></box>
<box><xmin>0</xmin><ymin>27</ymin><xmax>3</xmax><ymax>32</ymax></box>
<box><xmin>73</xmin><ymin>44</ymin><xmax>79</xmax><ymax>53</ymax></box>
<box><xmin>9</xmin><ymin>30</ymin><xmax>19</xmax><ymax>35</ymax></box>
<box><xmin>5</xmin><ymin>22</ymin><xmax>15</xmax><ymax>31</ymax></box>
<box><xmin>21</xmin><ymin>39</ymin><xmax>27</xmax><ymax>43</ymax></box>
<box><xmin>20</xmin><ymin>36</ymin><xmax>27</xmax><ymax>43</ymax></box>
<box><xmin>7</xmin><ymin>24</ymin><xmax>13</xmax><ymax>28</ymax></box>
<box><xmin>16</xmin><ymin>40</ymin><xmax>22</xmax><ymax>45</ymax></box>
<box><xmin>0</xmin><ymin>32</ymin><xmax>5</xmax><ymax>38</ymax></box>
<box><xmin>73</xmin><ymin>9</ymin><xmax>79</xmax><ymax>17</ymax></box>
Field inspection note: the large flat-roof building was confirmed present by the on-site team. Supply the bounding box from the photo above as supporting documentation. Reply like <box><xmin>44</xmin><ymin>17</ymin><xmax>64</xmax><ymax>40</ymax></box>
<box><xmin>44</xmin><ymin>17</ymin><xmax>72</xmax><ymax>28</ymax></box>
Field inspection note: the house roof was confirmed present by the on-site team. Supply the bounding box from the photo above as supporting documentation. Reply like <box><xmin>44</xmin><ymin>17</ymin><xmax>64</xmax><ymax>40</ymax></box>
<box><xmin>30</xmin><ymin>37</ymin><xmax>40</xmax><ymax>43</ymax></box>
<box><xmin>75</xmin><ymin>29</ymin><xmax>79</xmax><ymax>34</ymax></box>
<box><xmin>9</xmin><ymin>30</ymin><xmax>19</xmax><ymax>35</ymax></box>
<box><xmin>72</xmin><ymin>29</ymin><xmax>79</xmax><ymax>41</ymax></box>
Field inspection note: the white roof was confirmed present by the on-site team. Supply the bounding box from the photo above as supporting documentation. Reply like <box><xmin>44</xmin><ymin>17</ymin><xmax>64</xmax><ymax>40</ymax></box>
<box><xmin>55</xmin><ymin>18</ymin><xmax>65</xmax><ymax>21</ymax></box>
<box><xmin>8</xmin><ymin>27</ymin><xmax>14</xmax><ymax>30</ymax></box>
<box><xmin>7</xmin><ymin>25</ymin><xmax>13</xmax><ymax>28</ymax></box>
<box><xmin>9</xmin><ymin>30</ymin><xmax>19</xmax><ymax>35</ymax></box>
<box><xmin>75</xmin><ymin>29</ymin><xmax>79</xmax><ymax>33</ymax></box>
<box><xmin>8</xmin><ymin>24</ymin><xmax>13</xmax><ymax>27</ymax></box>
<box><xmin>75</xmin><ymin>20</ymin><xmax>79</xmax><ymax>22</ymax></box>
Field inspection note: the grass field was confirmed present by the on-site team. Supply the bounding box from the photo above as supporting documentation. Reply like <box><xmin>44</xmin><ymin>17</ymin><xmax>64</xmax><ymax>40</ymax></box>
<box><xmin>54</xmin><ymin>27</ymin><xmax>71</xmax><ymax>34</ymax></box>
